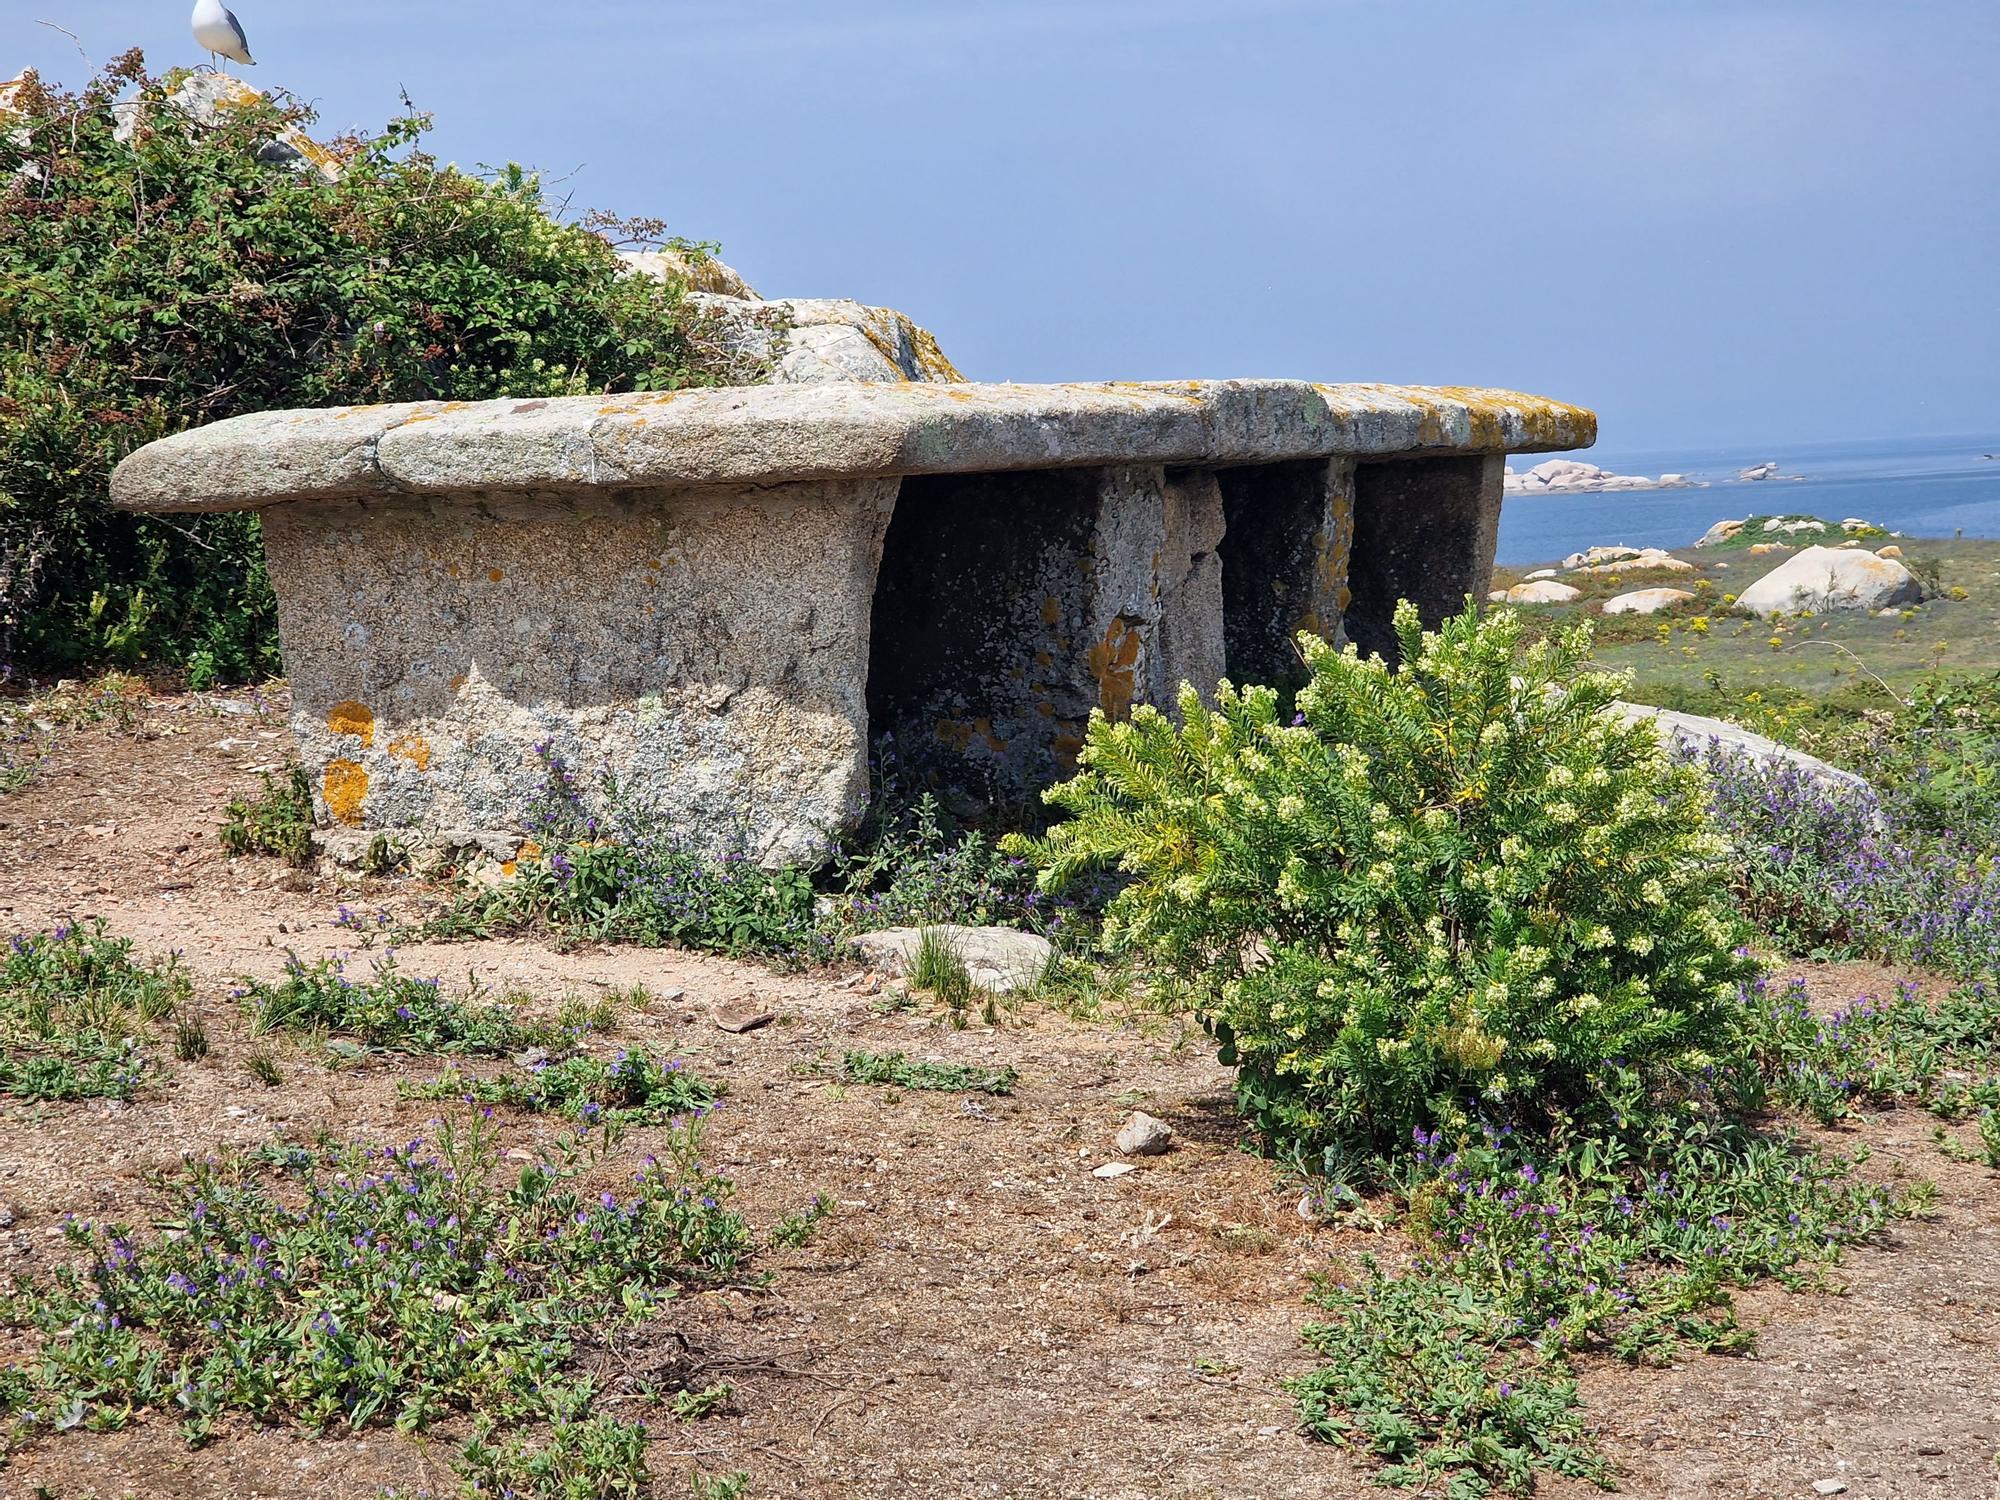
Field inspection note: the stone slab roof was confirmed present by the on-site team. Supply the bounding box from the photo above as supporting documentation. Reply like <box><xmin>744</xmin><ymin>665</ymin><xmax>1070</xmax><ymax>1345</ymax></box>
<box><xmin>111</xmin><ymin>380</ymin><xmax>1595</xmax><ymax>514</ymax></box>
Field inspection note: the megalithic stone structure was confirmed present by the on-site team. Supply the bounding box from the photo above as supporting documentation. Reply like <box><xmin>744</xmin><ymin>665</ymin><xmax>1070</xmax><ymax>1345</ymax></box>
<box><xmin>111</xmin><ymin>380</ymin><xmax>1594</xmax><ymax>865</ymax></box>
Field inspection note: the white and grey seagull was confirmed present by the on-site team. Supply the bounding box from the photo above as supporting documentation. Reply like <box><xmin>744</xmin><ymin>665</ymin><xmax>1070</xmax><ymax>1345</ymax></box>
<box><xmin>191</xmin><ymin>0</ymin><xmax>256</xmax><ymax>68</ymax></box>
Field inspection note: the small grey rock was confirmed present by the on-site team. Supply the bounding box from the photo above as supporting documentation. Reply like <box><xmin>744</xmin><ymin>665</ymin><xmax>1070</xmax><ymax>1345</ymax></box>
<box><xmin>1115</xmin><ymin>1111</ymin><xmax>1174</xmax><ymax>1157</ymax></box>
<box><xmin>1812</xmin><ymin>1482</ymin><xmax>1849</xmax><ymax>1496</ymax></box>
<box><xmin>512</xmin><ymin>1048</ymin><xmax>550</xmax><ymax>1069</ymax></box>
<box><xmin>1091</xmin><ymin>1162</ymin><xmax>1136</xmax><ymax>1180</ymax></box>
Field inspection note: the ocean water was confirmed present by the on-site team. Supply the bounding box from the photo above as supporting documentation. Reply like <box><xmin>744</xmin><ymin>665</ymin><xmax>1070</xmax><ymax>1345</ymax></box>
<box><xmin>1494</xmin><ymin>433</ymin><xmax>2000</xmax><ymax>567</ymax></box>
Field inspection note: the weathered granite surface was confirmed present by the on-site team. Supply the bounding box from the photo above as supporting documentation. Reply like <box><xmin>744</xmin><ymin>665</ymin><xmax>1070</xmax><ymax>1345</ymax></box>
<box><xmin>113</xmin><ymin>380</ymin><xmax>1594</xmax><ymax>863</ymax></box>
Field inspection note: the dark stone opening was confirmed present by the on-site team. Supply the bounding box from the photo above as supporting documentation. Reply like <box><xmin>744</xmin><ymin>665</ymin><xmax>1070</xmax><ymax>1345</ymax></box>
<box><xmin>866</xmin><ymin>470</ymin><xmax>1099</xmax><ymax>818</ymax></box>
<box><xmin>1345</xmin><ymin>455</ymin><xmax>1497</xmax><ymax>664</ymax></box>
<box><xmin>1214</xmin><ymin>458</ymin><xmax>1342</xmax><ymax>690</ymax></box>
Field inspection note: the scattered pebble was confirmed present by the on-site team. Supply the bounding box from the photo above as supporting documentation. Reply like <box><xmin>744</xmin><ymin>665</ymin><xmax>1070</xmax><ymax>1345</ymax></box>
<box><xmin>1091</xmin><ymin>1162</ymin><xmax>1136</xmax><ymax>1180</ymax></box>
<box><xmin>1812</xmin><ymin>1481</ymin><xmax>1849</xmax><ymax>1496</ymax></box>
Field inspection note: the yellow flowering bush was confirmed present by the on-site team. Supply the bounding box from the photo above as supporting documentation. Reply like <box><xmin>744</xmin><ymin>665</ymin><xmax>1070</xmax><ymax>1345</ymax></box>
<box><xmin>1013</xmin><ymin>601</ymin><xmax>1755</xmax><ymax>1163</ymax></box>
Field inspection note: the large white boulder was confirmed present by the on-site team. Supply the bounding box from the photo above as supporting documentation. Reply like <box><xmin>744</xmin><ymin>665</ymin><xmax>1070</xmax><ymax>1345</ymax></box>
<box><xmin>1738</xmin><ymin>462</ymin><xmax>1780</xmax><ymax>482</ymax></box>
<box><xmin>1491</xmin><ymin>580</ymin><xmax>1582</xmax><ymax>604</ymax></box>
<box><xmin>1693</xmin><ymin>518</ymin><xmax>1745</xmax><ymax>548</ymax></box>
<box><xmin>1602</xmin><ymin>587</ymin><xmax>1696</xmax><ymax>616</ymax></box>
<box><xmin>1735</xmin><ymin>545</ymin><xmax>1922</xmax><ymax>617</ymax></box>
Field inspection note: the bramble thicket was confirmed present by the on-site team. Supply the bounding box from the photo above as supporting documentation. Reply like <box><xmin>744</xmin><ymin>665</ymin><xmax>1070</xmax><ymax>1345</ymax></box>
<box><xmin>0</xmin><ymin>54</ymin><xmax>736</xmax><ymax>681</ymax></box>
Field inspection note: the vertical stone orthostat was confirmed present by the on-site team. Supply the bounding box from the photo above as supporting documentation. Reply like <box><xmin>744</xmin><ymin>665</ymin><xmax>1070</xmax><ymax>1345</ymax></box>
<box><xmin>868</xmin><ymin>464</ymin><xmax>1227</xmax><ymax>812</ymax></box>
<box><xmin>262</xmin><ymin>477</ymin><xmax>898</xmax><ymax>866</ymax></box>
<box><xmin>1343</xmin><ymin>453</ymin><xmax>1504</xmax><ymax>663</ymax></box>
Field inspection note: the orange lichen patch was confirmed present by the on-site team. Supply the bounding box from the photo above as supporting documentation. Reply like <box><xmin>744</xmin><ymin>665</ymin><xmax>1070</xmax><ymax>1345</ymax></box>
<box><xmin>973</xmin><ymin>717</ymin><xmax>1007</xmax><ymax>753</ymax></box>
<box><xmin>1053</xmin><ymin>729</ymin><xmax>1086</xmax><ymax>770</ymax></box>
<box><xmin>446</xmin><ymin>564</ymin><xmax>461</xmax><ymax>578</ymax></box>
<box><xmin>322</xmin><ymin>760</ymin><xmax>368</xmax><ymax>826</ymax></box>
<box><xmin>500</xmin><ymin>861</ymin><xmax>519</xmax><ymax>879</ymax></box>
<box><xmin>449</xmin><ymin>672</ymin><xmax>469</xmax><ymax>694</ymax></box>
<box><xmin>387</xmin><ymin>733</ymin><xmax>431</xmax><ymax>771</ymax></box>
<box><xmin>909</xmin><ymin>326</ymin><xmax>966</xmax><ymax>382</ymax></box>
<box><xmin>935</xmin><ymin>719</ymin><xmax>975</xmax><ymax>753</ymax></box>
<box><xmin>326</xmin><ymin>700</ymin><xmax>375</xmax><ymax>746</ymax></box>
<box><xmin>488</xmin><ymin>568</ymin><xmax>504</xmax><ymax>584</ymax></box>
<box><xmin>1034</xmin><ymin>649</ymin><xmax>1054</xmax><ymax>668</ymax></box>
<box><xmin>647</xmin><ymin>558</ymin><xmax>663</xmax><ymax>571</ymax></box>
<box><xmin>1040</xmin><ymin>596</ymin><xmax>1062</xmax><ymax>626</ymax></box>
<box><xmin>518</xmin><ymin>840</ymin><xmax>542</xmax><ymax>862</ymax></box>
<box><xmin>1086</xmin><ymin>617</ymin><xmax>1143</xmax><ymax>722</ymax></box>
<box><xmin>945</xmin><ymin>389</ymin><xmax>976</xmax><ymax>403</ymax></box>
<box><xmin>1036</xmin><ymin>700</ymin><xmax>1056</xmax><ymax>719</ymax></box>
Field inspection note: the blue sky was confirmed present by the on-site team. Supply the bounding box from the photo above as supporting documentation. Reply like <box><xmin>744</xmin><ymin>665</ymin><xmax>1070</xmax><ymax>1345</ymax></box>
<box><xmin>15</xmin><ymin>2</ymin><xmax>1999</xmax><ymax>453</ymax></box>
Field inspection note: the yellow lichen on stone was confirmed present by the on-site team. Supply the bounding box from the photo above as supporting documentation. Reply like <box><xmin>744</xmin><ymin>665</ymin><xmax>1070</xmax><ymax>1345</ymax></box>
<box><xmin>1087</xmin><ymin>618</ymin><xmax>1142</xmax><ymax>721</ymax></box>
<box><xmin>935</xmin><ymin>718</ymin><xmax>975</xmax><ymax>753</ymax></box>
<box><xmin>387</xmin><ymin>733</ymin><xmax>430</xmax><ymax>771</ymax></box>
<box><xmin>1040</xmin><ymin>596</ymin><xmax>1062</xmax><ymax>626</ymax></box>
<box><xmin>323</xmin><ymin>759</ymin><xmax>368</xmax><ymax>826</ymax></box>
<box><xmin>326</xmin><ymin>700</ymin><xmax>375</xmax><ymax>746</ymax></box>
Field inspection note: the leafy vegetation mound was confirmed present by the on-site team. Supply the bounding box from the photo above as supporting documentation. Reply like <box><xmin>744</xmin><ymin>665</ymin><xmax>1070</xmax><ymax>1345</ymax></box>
<box><xmin>1018</xmin><ymin>600</ymin><xmax>1756</xmax><ymax>1164</ymax></box>
<box><xmin>1</xmin><ymin>55</ymin><xmax>740</xmax><ymax>681</ymax></box>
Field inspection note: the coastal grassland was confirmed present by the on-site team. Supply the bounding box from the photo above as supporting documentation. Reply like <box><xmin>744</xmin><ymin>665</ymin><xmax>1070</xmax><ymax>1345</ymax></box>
<box><xmin>1490</xmin><ymin>536</ymin><xmax>2000</xmax><ymax>709</ymax></box>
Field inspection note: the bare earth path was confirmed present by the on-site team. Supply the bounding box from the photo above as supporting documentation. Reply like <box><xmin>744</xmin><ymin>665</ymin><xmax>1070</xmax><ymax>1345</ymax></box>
<box><xmin>0</xmin><ymin>689</ymin><xmax>1995</xmax><ymax>1499</ymax></box>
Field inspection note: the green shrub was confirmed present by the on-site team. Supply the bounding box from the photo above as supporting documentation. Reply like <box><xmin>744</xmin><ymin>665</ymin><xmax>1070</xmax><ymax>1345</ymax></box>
<box><xmin>1294</xmin><ymin>1112</ymin><xmax>1900</xmax><ymax>1494</ymax></box>
<box><xmin>241</xmin><ymin>952</ymin><xmax>527</xmax><ymax>1055</ymax></box>
<box><xmin>0</xmin><ymin>921</ymin><xmax>189</xmax><ymax>1100</ymax></box>
<box><xmin>0</xmin><ymin>56</ymin><xmax>742</xmax><ymax>679</ymax></box>
<box><xmin>836</xmin><ymin>1049</ymin><xmax>1017</xmax><ymax>1095</ymax></box>
<box><xmin>218</xmin><ymin>765</ymin><xmax>316</xmax><ymax>865</ymax></box>
<box><xmin>6</xmin><ymin>1111</ymin><xmax>746</xmax><ymax>1446</ymax></box>
<box><xmin>402</xmin><ymin>1049</ymin><xmax>718</xmax><ymax>1125</ymax></box>
<box><xmin>1015</xmin><ymin>600</ymin><xmax>1757</xmax><ymax>1162</ymax></box>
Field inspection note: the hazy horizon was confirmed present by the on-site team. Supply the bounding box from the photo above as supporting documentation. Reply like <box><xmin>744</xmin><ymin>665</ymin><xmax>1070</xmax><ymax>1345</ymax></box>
<box><xmin>13</xmin><ymin>2</ymin><xmax>1997</xmax><ymax>454</ymax></box>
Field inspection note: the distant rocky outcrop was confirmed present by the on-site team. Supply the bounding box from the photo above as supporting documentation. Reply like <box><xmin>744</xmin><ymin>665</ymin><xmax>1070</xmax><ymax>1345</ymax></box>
<box><xmin>1737</xmin><ymin>462</ymin><xmax>1781</xmax><ymax>482</ymax></box>
<box><xmin>1735</xmin><ymin>545</ymin><xmax>1922</xmax><ymax>618</ymax></box>
<box><xmin>1564</xmin><ymin>547</ymin><xmax>1693</xmax><ymax>576</ymax></box>
<box><xmin>1504</xmin><ymin>459</ymin><xmax>1696</xmax><ymax>495</ymax></box>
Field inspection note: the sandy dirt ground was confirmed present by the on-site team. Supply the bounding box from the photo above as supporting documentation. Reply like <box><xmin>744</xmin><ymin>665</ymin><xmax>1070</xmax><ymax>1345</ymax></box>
<box><xmin>0</xmin><ymin>688</ymin><xmax>1995</xmax><ymax>1500</ymax></box>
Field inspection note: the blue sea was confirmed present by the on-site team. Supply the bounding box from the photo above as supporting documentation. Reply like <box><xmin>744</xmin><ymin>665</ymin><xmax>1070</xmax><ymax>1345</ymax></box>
<box><xmin>1494</xmin><ymin>433</ymin><xmax>2000</xmax><ymax>567</ymax></box>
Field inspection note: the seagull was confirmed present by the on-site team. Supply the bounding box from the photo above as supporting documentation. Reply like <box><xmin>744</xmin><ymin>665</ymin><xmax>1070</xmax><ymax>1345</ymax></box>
<box><xmin>191</xmin><ymin>0</ymin><xmax>256</xmax><ymax>68</ymax></box>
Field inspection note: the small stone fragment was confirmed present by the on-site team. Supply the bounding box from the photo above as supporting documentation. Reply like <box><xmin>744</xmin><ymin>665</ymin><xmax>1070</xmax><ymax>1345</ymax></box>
<box><xmin>1811</xmin><ymin>1481</ymin><xmax>1848</xmax><ymax>1496</ymax></box>
<box><xmin>1091</xmin><ymin>1162</ymin><xmax>1137</xmax><ymax>1180</ymax></box>
<box><xmin>712</xmin><ymin>1000</ymin><xmax>775</xmax><ymax>1034</ymax></box>
<box><xmin>1115</xmin><ymin>1111</ymin><xmax>1174</xmax><ymax>1156</ymax></box>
